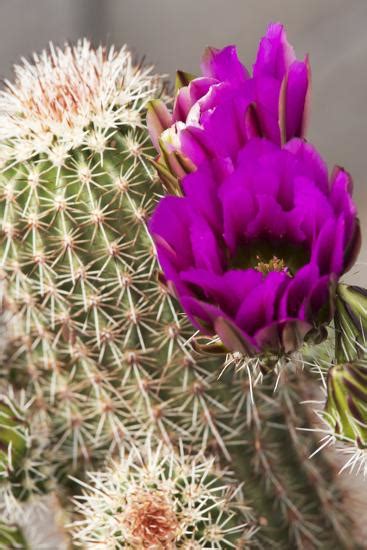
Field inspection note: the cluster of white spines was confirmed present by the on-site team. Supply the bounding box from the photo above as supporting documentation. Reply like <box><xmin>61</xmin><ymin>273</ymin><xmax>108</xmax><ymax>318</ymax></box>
<box><xmin>71</xmin><ymin>439</ymin><xmax>253</xmax><ymax>548</ymax></box>
<box><xmin>0</xmin><ymin>39</ymin><xmax>160</xmax><ymax>166</ymax></box>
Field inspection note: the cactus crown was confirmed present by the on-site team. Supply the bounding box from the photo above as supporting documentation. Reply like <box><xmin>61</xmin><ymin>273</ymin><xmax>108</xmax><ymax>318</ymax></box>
<box><xmin>70</xmin><ymin>439</ymin><xmax>254</xmax><ymax>549</ymax></box>
<box><xmin>0</xmin><ymin>39</ymin><xmax>159</xmax><ymax>167</ymax></box>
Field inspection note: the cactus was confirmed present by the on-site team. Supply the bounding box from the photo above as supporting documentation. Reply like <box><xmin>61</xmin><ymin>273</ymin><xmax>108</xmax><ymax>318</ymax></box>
<box><xmin>0</xmin><ymin>39</ymin><xmax>168</xmax><ymax>475</ymax></box>
<box><xmin>0</xmin><ymin>39</ymin><xmax>362</xmax><ymax>548</ymax></box>
<box><xmin>70</xmin><ymin>437</ymin><xmax>255</xmax><ymax>548</ymax></box>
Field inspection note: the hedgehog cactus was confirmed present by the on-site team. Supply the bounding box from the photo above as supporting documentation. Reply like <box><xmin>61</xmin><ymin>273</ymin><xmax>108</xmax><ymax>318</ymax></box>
<box><xmin>0</xmin><ymin>39</ymin><xmax>168</xmax><ymax>470</ymax></box>
<box><xmin>71</xmin><ymin>438</ymin><xmax>255</xmax><ymax>548</ymax></box>
<box><xmin>0</xmin><ymin>37</ymin><xmax>362</xmax><ymax>549</ymax></box>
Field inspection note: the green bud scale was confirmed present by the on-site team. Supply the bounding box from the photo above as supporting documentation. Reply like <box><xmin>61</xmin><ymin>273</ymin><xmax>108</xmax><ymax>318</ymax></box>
<box><xmin>335</xmin><ymin>284</ymin><xmax>367</xmax><ymax>362</ymax></box>
<box><xmin>325</xmin><ymin>360</ymin><xmax>367</xmax><ymax>448</ymax></box>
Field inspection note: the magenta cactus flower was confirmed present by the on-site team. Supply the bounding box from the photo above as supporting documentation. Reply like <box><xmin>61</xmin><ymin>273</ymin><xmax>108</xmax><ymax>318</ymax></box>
<box><xmin>147</xmin><ymin>22</ymin><xmax>310</xmax><ymax>190</ymax></box>
<box><xmin>149</xmin><ymin>138</ymin><xmax>360</xmax><ymax>357</ymax></box>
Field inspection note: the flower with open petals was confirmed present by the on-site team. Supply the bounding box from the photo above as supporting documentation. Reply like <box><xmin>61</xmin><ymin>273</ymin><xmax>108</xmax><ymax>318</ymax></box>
<box><xmin>149</xmin><ymin>138</ymin><xmax>360</xmax><ymax>358</ymax></box>
<box><xmin>147</xmin><ymin>22</ymin><xmax>310</xmax><ymax>191</ymax></box>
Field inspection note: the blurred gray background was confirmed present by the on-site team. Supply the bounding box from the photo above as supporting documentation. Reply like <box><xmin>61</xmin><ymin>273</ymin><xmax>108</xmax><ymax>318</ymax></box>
<box><xmin>0</xmin><ymin>0</ymin><xmax>366</xmax><ymax>283</ymax></box>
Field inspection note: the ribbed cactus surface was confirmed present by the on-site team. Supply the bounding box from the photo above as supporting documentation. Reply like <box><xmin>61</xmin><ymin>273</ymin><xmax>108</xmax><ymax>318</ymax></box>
<box><xmin>0</xmin><ymin>40</ymin><xmax>361</xmax><ymax>549</ymax></box>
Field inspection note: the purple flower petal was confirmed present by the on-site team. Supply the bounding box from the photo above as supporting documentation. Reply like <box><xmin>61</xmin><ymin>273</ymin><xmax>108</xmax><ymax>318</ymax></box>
<box><xmin>285</xmin><ymin>139</ymin><xmax>329</xmax><ymax>194</ymax></box>
<box><xmin>181</xmin><ymin>268</ymin><xmax>262</xmax><ymax>317</ymax></box>
<box><xmin>306</xmin><ymin>274</ymin><xmax>335</xmax><ymax>323</ymax></box>
<box><xmin>330</xmin><ymin>166</ymin><xmax>357</xmax><ymax>242</ymax></box>
<box><xmin>311</xmin><ymin>217</ymin><xmax>345</xmax><ymax>275</ymax></box>
<box><xmin>180</xmin><ymin>295</ymin><xmax>221</xmax><ymax>334</ymax></box>
<box><xmin>173</xmin><ymin>78</ymin><xmax>217</xmax><ymax>123</ymax></box>
<box><xmin>253</xmin><ymin>75</ymin><xmax>282</xmax><ymax>145</ymax></box>
<box><xmin>292</xmin><ymin>176</ymin><xmax>333</xmax><ymax>242</ymax></box>
<box><xmin>343</xmin><ymin>220</ymin><xmax>361</xmax><ymax>274</ymax></box>
<box><xmin>236</xmin><ymin>137</ymin><xmax>279</xmax><ymax>165</ymax></box>
<box><xmin>197</xmin><ymin>81</ymin><xmax>241</xmax><ymax>113</ymax></box>
<box><xmin>252</xmin><ymin>23</ymin><xmax>304</xmax><ymax>146</ymax></box>
<box><xmin>214</xmin><ymin>316</ymin><xmax>257</xmax><ymax>355</ymax></box>
<box><xmin>182</xmin><ymin>160</ymin><xmax>224</xmax><ymax>231</ymax></box>
<box><xmin>181</xmin><ymin>296</ymin><xmax>257</xmax><ymax>356</ymax></box>
<box><xmin>279</xmin><ymin>263</ymin><xmax>319</xmax><ymax>318</ymax></box>
<box><xmin>218</xmin><ymin>172</ymin><xmax>257</xmax><ymax>252</ymax></box>
<box><xmin>179</xmin><ymin>126</ymin><xmax>213</xmax><ymax>165</ymax></box>
<box><xmin>172</xmin><ymin>87</ymin><xmax>193</xmax><ymax>123</ymax></box>
<box><xmin>246</xmin><ymin>194</ymin><xmax>288</xmax><ymax>240</ymax></box>
<box><xmin>189</xmin><ymin>210</ymin><xmax>224</xmax><ymax>273</ymax></box>
<box><xmin>149</xmin><ymin>196</ymin><xmax>193</xmax><ymax>271</ymax></box>
<box><xmin>285</xmin><ymin>59</ymin><xmax>310</xmax><ymax>140</ymax></box>
<box><xmin>236</xmin><ymin>272</ymin><xmax>289</xmax><ymax>335</ymax></box>
<box><xmin>189</xmin><ymin>77</ymin><xmax>218</xmax><ymax>103</ymax></box>
<box><xmin>199</xmin><ymin>95</ymin><xmax>252</xmax><ymax>160</ymax></box>
<box><xmin>253</xmin><ymin>22</ymin><xmax>295</xmax><ymax>81</ymax></box>
<box><xmin>201</xmin><ymin>45</ymin><xmax>249</xmax><ymax>82</ymax></box>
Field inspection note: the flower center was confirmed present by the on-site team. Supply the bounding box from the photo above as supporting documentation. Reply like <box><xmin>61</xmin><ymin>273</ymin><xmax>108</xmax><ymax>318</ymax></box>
<box><xmin>229</xmin><ymin>239</ymin><xmax>309</xmax><ymax>276</ymax></box>
<box><xmin>123</xmin><ymin>488</ymin><xmax>179</xmax><ymax>548</ymax></box>
<box><xmin>254</xmin><ymin>255</ymin><xmax>289</xmax><ymax>275</ymax></box>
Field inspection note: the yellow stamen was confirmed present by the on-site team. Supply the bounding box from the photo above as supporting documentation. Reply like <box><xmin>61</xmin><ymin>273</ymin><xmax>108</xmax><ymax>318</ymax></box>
<box><xmin>255</xmin><ymin>255</ymin><xmax>288</xmax><ymax>275</ymax></box>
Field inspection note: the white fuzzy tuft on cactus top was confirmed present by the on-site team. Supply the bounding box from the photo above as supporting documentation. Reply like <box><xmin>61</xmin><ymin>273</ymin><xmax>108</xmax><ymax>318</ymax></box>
<box><xmin>0</xmin><ymin>39</ymin><xmax>161</xmax><ymax>167</ymax></box>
